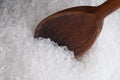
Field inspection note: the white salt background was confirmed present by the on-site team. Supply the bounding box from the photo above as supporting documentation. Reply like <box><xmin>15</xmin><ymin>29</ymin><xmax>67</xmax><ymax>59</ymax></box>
<box><xmin>0</xmin><ymin>0</ymin><xmax>120</xmax><ymax>80</ymax></box>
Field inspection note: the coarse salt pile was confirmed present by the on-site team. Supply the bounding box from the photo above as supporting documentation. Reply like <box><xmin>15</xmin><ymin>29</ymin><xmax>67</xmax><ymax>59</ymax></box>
<box><xmin>0</xmin><ymin>0</ymin><xmax>120</xmax><ymax>80</ymax></box>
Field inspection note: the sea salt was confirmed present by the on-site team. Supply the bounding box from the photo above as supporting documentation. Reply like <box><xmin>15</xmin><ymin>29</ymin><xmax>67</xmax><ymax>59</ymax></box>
<box><xmin>0</xmin><ymin>0</ymin><xmax>120</xmax><ymax>80</ymax></box>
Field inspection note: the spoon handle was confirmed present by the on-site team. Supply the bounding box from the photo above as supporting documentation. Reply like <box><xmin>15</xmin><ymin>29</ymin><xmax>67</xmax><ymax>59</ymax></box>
<box><xmin>96</xmin><ymin>0</ymin><xmax>120</xmax><ymax>19</ymax></box>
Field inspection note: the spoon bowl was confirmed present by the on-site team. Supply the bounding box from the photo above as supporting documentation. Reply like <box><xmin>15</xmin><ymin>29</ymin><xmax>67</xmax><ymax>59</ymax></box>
<box><xmin>34</xmin><ymin>0</ymin><xmax>120</xmax><ymax>58</ymax></box>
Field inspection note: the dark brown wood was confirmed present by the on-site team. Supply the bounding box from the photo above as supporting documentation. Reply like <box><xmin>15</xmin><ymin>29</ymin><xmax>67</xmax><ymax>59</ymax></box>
<box><xmin>96</xmin><ymin>0</ymin><xmax>120</xmax><ymax>20</ymax></box>
<box><xmin>34</xmin><ymin>0</ymin><xmax>120</xmax><ymax>58</ymax></box>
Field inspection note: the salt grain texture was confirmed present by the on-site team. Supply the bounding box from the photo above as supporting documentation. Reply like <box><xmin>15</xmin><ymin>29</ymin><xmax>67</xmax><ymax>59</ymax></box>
<box><xmin>0</xmin><ymin>0</ymin><xmax>120</xmax><ymax>80</ymax></box>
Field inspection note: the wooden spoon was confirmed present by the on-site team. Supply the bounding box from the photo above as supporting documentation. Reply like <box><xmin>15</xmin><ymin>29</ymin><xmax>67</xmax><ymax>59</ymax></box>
<box><xmin>34</xmin><ymin>0</ymin><xmax>120</xmax><ymax>58</ymax></box>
